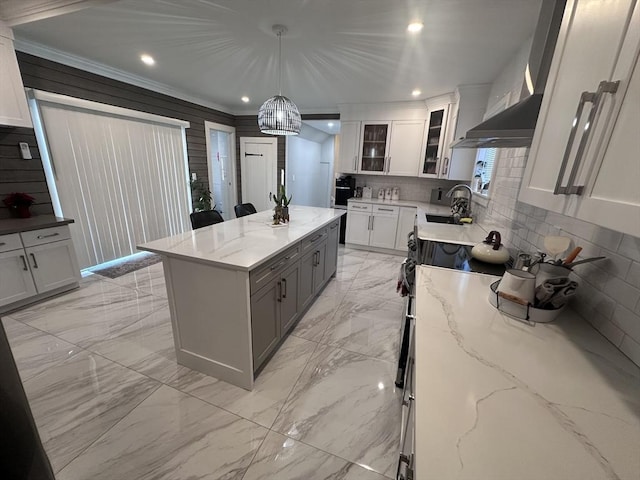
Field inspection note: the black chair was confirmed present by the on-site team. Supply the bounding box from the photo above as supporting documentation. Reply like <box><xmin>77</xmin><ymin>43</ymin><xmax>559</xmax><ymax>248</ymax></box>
<box><xmin>190</xmin><ymin>210</ymin><xmax>224</xmax><ymax>229</ymax></box>
<box><xmin>234</xmin><ymin>203</ymin><xmax>257</xmax><ymax>218</ymax></box>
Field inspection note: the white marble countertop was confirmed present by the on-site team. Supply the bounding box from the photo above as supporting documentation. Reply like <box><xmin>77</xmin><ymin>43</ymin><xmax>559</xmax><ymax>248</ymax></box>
<box><xmin>0</xmin><ymin>215</ymin><xmax>74</xmax><ymax>236</ymax></box>
<box><xmin>414</xmin><ymin>266</ymin><xmax>640</xmax><ymax>480</ymax></box>
<box><xmin>138</xmin><ymin>206</ymin><xmax>345</xmax><ymax>271</ymax></box>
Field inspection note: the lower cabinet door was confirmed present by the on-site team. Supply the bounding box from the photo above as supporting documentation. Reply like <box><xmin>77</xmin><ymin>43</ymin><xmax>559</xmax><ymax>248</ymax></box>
<box><xmin>370</xmin><ymin>214</ymin><xmax>399</xmax><ymax>249</ymax></box>
<box><xmin>313</xmin><ymin>242</ymin><xmax>327</xmax><ymax>295</ymax></box>
<box><xmin>325</xmin><ymin>220</ymin><xmax>339</xmax><ymax>279</ymax></box>
<box><xmin>250</xmin><ymin>281</ymin><xmax>281</xmax><ymax>371</ymax></box>
<box><xmin>346</xmin><ymin>211</ymin><xmax>371</xmax><ymax>245</ymax></box>
<box><xmin>299</xmin><ymin>249</ymin><xmax>316</xmax><ymax>312</ymax></box>
<box><xmin>25</xmin><ymin>240</ymin><xmax>80</xmax><ymax>293</ymax></box>
<box><xmin>0</xmin><ymin>250</ymin><xmax>37</xmax><ymax>307</ymax></box>
<box><xmin>280</xmin><ymin>263</ymin><xmax>300</xmax><ymax>334</ymax></box>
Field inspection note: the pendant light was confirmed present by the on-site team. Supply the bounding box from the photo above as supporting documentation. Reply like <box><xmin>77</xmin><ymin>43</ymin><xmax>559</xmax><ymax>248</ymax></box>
<box><xmin>258</xmin><ymin>25</ymin><xmax>301</xmax><ymax>136</ymax></box>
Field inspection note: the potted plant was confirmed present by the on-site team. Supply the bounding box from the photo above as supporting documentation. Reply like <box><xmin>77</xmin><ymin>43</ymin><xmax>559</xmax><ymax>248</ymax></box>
<box><xmin>189</xmin><ymin>178</ymin><xmax>213</xmax><ymax>212</ymax></box>
<box><xmin>269</xmin><ymin>185</ymin><xmax>292</xmax><ymax>224</ymax></box>
<box><xmin>3</xmin><ymin>192</ymin><xmax>35</xmax><ymax>218</ymax></box>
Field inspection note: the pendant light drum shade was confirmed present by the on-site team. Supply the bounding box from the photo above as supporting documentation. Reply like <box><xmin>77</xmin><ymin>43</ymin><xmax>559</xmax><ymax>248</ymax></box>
<box><xmin>258</xmin><ymin>25</ymin><xmax>301</xmax><ymax>136</ymax></box>
<box><xmin>258</xmin><ymin>95</ymin><xmax>301</xmax><ymax>135</ymax></box>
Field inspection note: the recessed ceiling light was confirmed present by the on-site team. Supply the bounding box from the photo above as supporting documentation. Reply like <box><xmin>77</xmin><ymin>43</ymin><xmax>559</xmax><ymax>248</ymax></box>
<box><xmin>140</xmin><ymin>54</ymin><xmax>155</xmax><ymax>66</ymax></box>
<box><xmin>407</xmin><ymin>22</ymin><xmax>424</xmax><ymax>33</ymax></box>
<box><xmin>328</xmin><ymin>122</ymin><xmax>334</xmax><ymax>127</ymax></box>
<box><xmin>241</xmin><ymin>96</ymin><xmax>250</xmax><ymax>103</ymax></box>
<box><xmin>412</xmin><ymin>89</ymin><xmax>422</xmax><ymax>97</ymax></box>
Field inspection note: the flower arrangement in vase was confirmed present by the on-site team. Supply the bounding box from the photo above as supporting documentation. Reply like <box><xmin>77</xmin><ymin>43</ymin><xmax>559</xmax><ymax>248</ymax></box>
<box><xmin>269</xmin><ymin>185</ymin><xmax>292</xmax><ymax>225</ymax></box>
<box><xmin>3</xmin><ymin>192</ymin><xmax>35</xmax><ymax>218</ymax></box>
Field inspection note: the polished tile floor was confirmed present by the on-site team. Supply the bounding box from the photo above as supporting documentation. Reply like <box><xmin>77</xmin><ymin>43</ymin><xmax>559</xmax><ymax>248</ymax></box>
<box><xmin>3</xmin><ymin>246</ymin><xmax>406</xmax><ymax>479</ymax></box>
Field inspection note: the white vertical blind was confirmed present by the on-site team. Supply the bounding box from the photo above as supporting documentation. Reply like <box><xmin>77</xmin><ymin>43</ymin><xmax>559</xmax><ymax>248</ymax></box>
<box><xmin>35</xmin><ymin>97</ymin><xmax>191</xmax><ymax>269</ymax></box>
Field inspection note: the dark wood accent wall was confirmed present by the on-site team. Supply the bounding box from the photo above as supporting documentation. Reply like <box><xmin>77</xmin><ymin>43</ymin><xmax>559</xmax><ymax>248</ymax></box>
<box><xmin>0</xmin><ymin>126</ymin><xmax>53</xmax><ymax>219</ymax></box>
<box><xmin>15</xmin><ymin>52</ymin><xmax>234</xmax><ymax>208</ymax></box>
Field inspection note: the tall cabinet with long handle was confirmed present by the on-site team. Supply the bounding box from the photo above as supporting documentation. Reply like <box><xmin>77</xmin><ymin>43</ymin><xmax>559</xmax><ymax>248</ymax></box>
<box><xmin>337</xmin><ymin>121</ymin><xmax>361</xmax><ymax>174</ymax></box>
<box><xmin>518</xmin><ymin>0</ymin><xmax>639</xmax><ymax>236</ymax></box>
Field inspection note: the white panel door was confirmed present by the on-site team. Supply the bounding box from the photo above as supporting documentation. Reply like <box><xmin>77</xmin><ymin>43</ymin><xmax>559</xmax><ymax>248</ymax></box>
<box><xmin>0</xmin><ymin>250</ymin><xmax>37</xmax><ymax>307</ymax></box>
<box><xmin>345</xmin><ymin>211</ymin><xmax>371</xmax><ymax>246</ymax></box>
<box><xmin>519</xmin><ymin>0</ymin><xmax>635</xmax><ymax>212</ymax></box>
<box><xmin>395</xmin><ymin>207</ymin><xmax>417</xmax><ymax>250</ymax></box>
<box><xmin>336</xmin><ymin>121</ymin><xmax>360</xmax><ymax>174</ymax></box>
<box><xmin>26</xmin><ymin>240</ymin><xmax>80</xmax><ymax>293</ymax></box>
<box><xmin>387</xmin><ymin>121</ymin><xmax>424</xmax><ymax>176</ymax></box>
<box><xmin>573</xmin><ymin>25</ymin><xmax>640</xmax><ymax>237</ymax></box>
<box><xmin>370</xmin><ymin>214</ymin><xmax>399</xmax><ymax>249</ymax></box>
<box><xmin>240</xmin><ymin>137</ymin><xmax>277</xmax><ymax>213</ymax></box>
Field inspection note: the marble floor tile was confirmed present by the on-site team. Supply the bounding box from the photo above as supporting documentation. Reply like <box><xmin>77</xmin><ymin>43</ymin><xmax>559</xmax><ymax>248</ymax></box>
<box><xmin>366</xmin><ymin>251</ymin><xmax>404</xmax><ymax>262</ymax></box>
<box><xmin>292</xmin><ymin>295</ymin><xmax>343</xmax><ymax>342</ymax></box>
<box><xmin>9</xmin><ymin>280</ymin><xmax>167</xmax><ymax>348</ymax></box>
<box><xmin>349</xmin><ymin>273</ymin><xmax>403</xmax><ymax>302</ymax></box>
<box><xmin>56</xmin><ymin>385</ymin><xmax>269</xmax><ymax>480</ymax></box>
<box><xmin>24</xmin><ymin>350</ymin><xmax>159</xmax><ymax>472</ymax></box>
<box><xmin>243</xmin><ymin>430</ymin><xmax>388</xmax><ymax>480</ymax></box>
<box><xmin>356</xmin><ymin>258</ymin><xmax>402</xmax><ymax>280</ymax></box>
<box><xmin>1</xmin><ymin>317</ymin><xmax>80</xmax><ymax>382</ymax></box>
<box><xmin>88</xmin><ymin>306</ymin><xmax>187</xmax><ymax>383</ymax></box>
<box><xmin>339</xmin><ymin>247</ymin><xmax>369</xmax><ymax>258</ymax></box>
<box><xmin>319</xmin><ymin>277</ymin><xmax>353</xmax><ymax>298</ymax></box>
<box><xmin>321</xmin><ymin>297</ymin><xmax>403</xmax><ymax>363</ymax></box>
<box><xmin>169</xmin><ymin>335</ymin><xmax>317</xmax><ymax>428</ymax></box>
<box><xmin>335</xmin><ymin>262</ymin><xmax>363</xmax><ymax>282</ymax></box>
<box><xmin>272</xmin><ymin>344</ymin><xmax>403</xmax><ymax>478</ymax></box>
<box><xmin>109</xmin><ymin>263</ymin><xmax>168</xmax><ymax>297</ymax></box>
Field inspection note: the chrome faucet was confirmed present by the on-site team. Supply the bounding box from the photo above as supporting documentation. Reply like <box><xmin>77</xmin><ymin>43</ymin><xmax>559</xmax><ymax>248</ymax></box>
<box><xmin>446</xmin><ymin>184</ymin><xmax>473</xmax><ymax>221</ymax></box>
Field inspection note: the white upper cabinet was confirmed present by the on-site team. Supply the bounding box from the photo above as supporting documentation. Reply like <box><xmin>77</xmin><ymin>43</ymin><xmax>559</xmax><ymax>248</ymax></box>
<box><xmin>519</xmin><ymin>0</ymin><xmax>639</xmax><ymax>236</ymax></box>
<box><xmin>359</xmin><ymin>122</ymin><xmax>391</xmax><ymax>174</ymax></box>
<box><xmin>387</xmin><ymin>120</ymin><xmax>424</xmax><ymax>176</ymax></box>
<box><xmin>419</xmin><ymin>102</ymin><xmax>451</xmax><ymax>178</ymax></box>
<box><xmin>0</xmin><ymin>24</ymin><xmax>32</xmax><ymax>128</ymax></box>
<box><xmin>337</xmin><ymin>121</ymin><xmax>361</xmax><ymax>174</ymax></box>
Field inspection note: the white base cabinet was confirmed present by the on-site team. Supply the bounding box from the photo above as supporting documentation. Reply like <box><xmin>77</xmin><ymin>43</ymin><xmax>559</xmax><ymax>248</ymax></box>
<box><xmin>395</xmin><ymin>207</ymin><xmax>417</xmax><ymax>250</ymax></box>
<box><xmin>346</xmin><ymin>202</ymin><xmax>400</xmax><ymax>250</ymax></box>
<box><xmin>518</xmin><ymin>0</ymin><xmax>640</xmax><ymax>237</ymax></box>
<box><xmin>0</xmin><ymin>225</ymin><xmax>80</xmax><ymax>312</ymax></box>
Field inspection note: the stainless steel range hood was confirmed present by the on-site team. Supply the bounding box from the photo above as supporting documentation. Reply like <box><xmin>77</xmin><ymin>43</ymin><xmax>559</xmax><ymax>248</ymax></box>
<box><xmin>452</xmin><ymin>0</ymin><xmax>566</xmax><ymax>149</ymax></box>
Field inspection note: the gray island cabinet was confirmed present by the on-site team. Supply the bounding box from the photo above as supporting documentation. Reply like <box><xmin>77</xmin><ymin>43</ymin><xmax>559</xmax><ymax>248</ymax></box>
<box><xmin>139</xmin><ymin>206</ymin><xmax>344</xmax><ymax>390</ymax></box>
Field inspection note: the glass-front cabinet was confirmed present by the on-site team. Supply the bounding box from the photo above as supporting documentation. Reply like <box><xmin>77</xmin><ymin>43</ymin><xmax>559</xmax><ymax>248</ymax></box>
<box><xmin>359</xmin><ymin>122</ymin><xmax>391</xmax><ymax>174</ymax></box>
<box><xmin>420</xmin><ymin>105</ymin><xmax>450</xmax><ymax>177</ymax></box>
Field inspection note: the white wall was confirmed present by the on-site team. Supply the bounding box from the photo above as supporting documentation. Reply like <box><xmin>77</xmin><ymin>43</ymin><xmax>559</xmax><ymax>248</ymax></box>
<box><xmin>472</xmin><ymin>38</ymin><xmax>640</xmax><ymax>367</ymax></box>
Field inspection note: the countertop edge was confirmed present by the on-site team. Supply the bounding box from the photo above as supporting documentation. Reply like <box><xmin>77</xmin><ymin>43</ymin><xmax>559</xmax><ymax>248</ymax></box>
<box><xmin>0</xmin><ymin>216</ymin><xmax>75</xmax><ymax>236</ymax></box>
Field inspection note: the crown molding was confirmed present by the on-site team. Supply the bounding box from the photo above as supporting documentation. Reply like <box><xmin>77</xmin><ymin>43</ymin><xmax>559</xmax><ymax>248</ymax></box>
<box><xmin>14</xmin><ymin>37</ymin><xmax>235</xmax><ymax>115</ymax></box>
<box><xmin>1</xmin><ymin>1</ymin><xmax>116</xmax><ymax>26</ymax></box>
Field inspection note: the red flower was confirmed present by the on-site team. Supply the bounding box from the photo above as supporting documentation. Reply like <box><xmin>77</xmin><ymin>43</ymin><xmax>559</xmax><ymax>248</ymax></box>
<box><xmin>3</xmin><ymin>192</ymin><xmax>36</xmax><ymax>208</ymax></box>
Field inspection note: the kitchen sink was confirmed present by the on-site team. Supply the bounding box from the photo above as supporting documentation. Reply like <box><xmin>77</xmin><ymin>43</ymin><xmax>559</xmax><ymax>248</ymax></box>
<box><xmin>425</xmin><ymin>214</ymin><xmax>462</xmax><ymax>225</ymax></box>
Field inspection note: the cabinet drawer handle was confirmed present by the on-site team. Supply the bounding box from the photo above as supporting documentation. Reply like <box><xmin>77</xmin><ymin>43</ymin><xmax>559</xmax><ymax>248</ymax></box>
<box><xmin>309</xmin><ymin>234</ymin><xmax>322</xmax><ymax>243</ymax></box>
<box><xmin>37</xmin><ymin>232</ymin><xmax>60</xmax><ymax>239</ymax></box>
<box><xmin>30</xmin><ymin>253</ymin><xmax>39</xmax><ymax>268</ymax></box>
<box><xmin>378</xmin><ymin>208</ymin><xmax>394</xmax><ymax>212</ymax></box>
<box><xmin>554</xmin><ymin>81</ymin><xmax>619</xmax><ymax>195</ymax></box>
<box><xmin>20</xmin><ymin>255</ymin><xmax>28</xmax><ymax>271</ymax></box>
<box><xmin>270</xmin><ymin>260</ymin><xmax>286</xmax><ymax>271</ymax></box>
<box><xmin>282</xmin><ymin>278</ymin><xmax>287</xmax><ymax>298</ymax></box>
<box><xmin>330</xmin><ymin>223</ymin><xmax>338</xmax><ymax>230</ymax></box>
<box><xmin>0</xmin><ymin>242</ymin><xmax>6</xmax><ymax>246</ymax></box>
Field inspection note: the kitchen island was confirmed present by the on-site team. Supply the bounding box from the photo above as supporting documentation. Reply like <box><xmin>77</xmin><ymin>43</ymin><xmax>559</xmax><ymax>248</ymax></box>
<box><xmin>411</xmin><ymin>265</ymin><xmax>640</xmax><ymax>479</ymax></box>
<box><xmin>139</xmin><ymin>206</ymin><xmax>344</xmax><ymax>390</ymax></box>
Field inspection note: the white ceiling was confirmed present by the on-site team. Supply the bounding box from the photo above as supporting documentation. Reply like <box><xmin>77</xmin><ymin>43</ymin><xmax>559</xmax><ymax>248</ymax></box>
<box><xmin>12</xmin><ymin>0</ymin><xmax>543</xmax><ymax>114</ymax></box>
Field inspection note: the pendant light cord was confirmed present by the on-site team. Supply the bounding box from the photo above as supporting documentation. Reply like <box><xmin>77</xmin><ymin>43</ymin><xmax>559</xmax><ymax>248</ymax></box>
<box><xmin>277</xmin><ymin>30</ymin><xmax>283</xmax><ymax>96</ymax></box>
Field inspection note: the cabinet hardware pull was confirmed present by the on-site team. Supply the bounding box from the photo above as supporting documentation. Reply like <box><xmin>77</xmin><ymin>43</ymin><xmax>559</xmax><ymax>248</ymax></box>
<box><xmin>379</xmin><ymin>208</ymin><xmax>394</xmax><ymax>212</ymax></box>
<box><xmin>0</xmin><ymin>242</ymin><xmax>6</xmax><ymax>246</ymax></box>
<box><xmin>387</xmin><ymin>156</ymin><xmax>391</xmax><ymax>172</ymax></box>
<box><xmin>367</xmin><ymin>216</ymin><xmax>371</xmax><ymax>231</ymax></box>
<box><xmin>330</xmin><ymin>223</ymin><xmax>338</xmax><ymax>230</ymax></box>
<box><xmin>309</xmin><ymin>234</ymin><xmax>322</xmax><ymax>243</ymax></box>
<box><xmin>554</xmin><ymin>81</ymin><xmax>619</xmax><ymax>195</ymax></box>
<box><xmin>277</xmin><ymin>281</ymin><xmax>282</xmax><ymax>302</ymax></box>
<box><xmin>270</xmin><ymin>260</ymin><xmax>286</xmax><ymax>271</ymax></box>
<box><xmin>282</xmin><ymin>278</ymin><xmax>287</xmax><ymax>298</ymax></box>
<box><xmin>20</xmin><ymin>255</ymin><xmax>28</xmax><ymax>271</ymax></box>
<box><xmin>30</xmin><ymin>253</ymin><xmax>39</xmax><ymax>268</ymax></box>
<box><xmin>371</xmin><ymin>216</ymin><xmax>374</xmax><ymax>230</ymax></box>
<box><xmin>354</xmin><ymin>155</ymin><xmax>358</xmax><ymax>171</ymax></box>
<box><xmin>442</xmin><ymin>157</ymin><xmax>449</xmax><ymax>176</ymax></box>
<box><xmin>37</xmin><ymin>232</ymin><xmax>60</xmax><ymax>239</ymax></box>
<box><xmin>565</xmin><ymin>80</ymin><xmax>619</xmax><ymax>195</ymax></box>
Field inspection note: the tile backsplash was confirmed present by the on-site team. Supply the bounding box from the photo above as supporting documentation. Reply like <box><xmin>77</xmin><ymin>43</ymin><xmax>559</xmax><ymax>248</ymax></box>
<box><xmin>352</xmin><ymin>175</ymin><xmax>459</xmax><ymax>203</ymax></box>
<box><xmin>473</xmin><ymin>146</ymin><xmax>640</xmax><ymax>367</ymax></box>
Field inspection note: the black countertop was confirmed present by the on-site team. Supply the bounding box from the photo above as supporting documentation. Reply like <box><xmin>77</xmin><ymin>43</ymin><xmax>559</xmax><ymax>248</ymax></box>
<box><xmin>0</xmin><ymin>216</ymin><xmax>74</xmax><ymax>236</ymax></box>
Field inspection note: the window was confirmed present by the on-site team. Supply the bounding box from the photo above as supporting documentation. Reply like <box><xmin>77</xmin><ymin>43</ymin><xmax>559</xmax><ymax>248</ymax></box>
<box><xmin>30</xmin><ymin>90</ymin><xmax>192</xmax><ymax>269</ymax></box>
<box><xmin>472</xmin><ymin>93</ymin><xmax>510</xmax><ymax>197</ymax></box>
